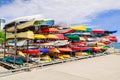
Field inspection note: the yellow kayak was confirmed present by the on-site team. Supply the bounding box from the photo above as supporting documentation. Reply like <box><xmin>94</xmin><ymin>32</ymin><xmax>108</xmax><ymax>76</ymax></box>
<box><xmin>62</xmin><ymin>54</ymin><xmax>71</xmax><ymax>58</ymax></box>
<box><xmin>40</xmin><ymin>55</ymin><xmax>52</xmax><ymax>61</ymax></box>
<box><xmin>71</xmin><ymin>25</ymin><xmax>86</xmax><ymax>31</ymax></box>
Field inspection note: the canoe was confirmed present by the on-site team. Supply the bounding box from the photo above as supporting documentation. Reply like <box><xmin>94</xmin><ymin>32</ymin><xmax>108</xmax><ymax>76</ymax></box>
<box><xmin>72</xmin><ymin>46</ymin><xmax>88</xmax><ymax>51</ymax></box>
<box><xmin>4</xmin><ymin>15</ymin><xmax>44</xmax><ymax>29</ymax></box>
<box><xmin>109</xmin><ymin>36</ymin><xmax>117</xmax><ymax>42</ymax></box>
<box><xmin>103</xmin><ymin>41</ymin><xmax>112</xmax><ymax>45</ymax></box>
<box><xmin>22</xmin><ymin>49</ymin><xmax>40</xmax><ymax>55</ymax></box>
<box><xmin>86</xmin><ymin>28</ymin><xmax>92</xmax><ymax>32</ymax></box>
<box><xmin>109</xmin><ymin>38</ymin><xmax>117</xmax><ymax>42</ymax></box>
<box><xmin>49</xmin><ymin>48</ymin><xmax>60</xmax><ymax>53</ymax></box>
<box><xmin>57</xmin><ymin>48</ymin><xmax>72</xmax><ymax>52</ymax></box>
<box><xmin>3</xmin><ymin>57</ymin><xmax>24</xmax><ymax>65</ymax></box>
<box><xmin>92</xmin><ymin>29</ymin><xmax>104</xmax><ymax>34</ymax></box>
<box><xmin>41</xmin><ymin>28</ymin><xmax>59</xmax><ymax>33</ymax></box>
<box><xmin>53</xmin><ymin>40</ymin><xmax>70</xmax><ymax>46</ymax></box>
<box><xmin>97</xmin><ymin>38</ymin><xmax>110</xmax><ymax>42</ymax></box>
<box><xmin>70</xmin><ymin>32</ymin><xmax>91</xmax><ymax>36</ymax></box>
<box><xmin>59</xmin><ymin>28</ymin><xmax>74</xmax><ymax>34</ymax></box>
<box><xmin>66</xmin><ymin>35</ymin><xmax>80</xmax><ymax>41</ymax></box>
<box><xmin>79</xmin><ymin>37</ymin><xmax>86</xmax><ymax>41</ymax></box>
<box><xmin>71</xmin><ymin>42</ymin><xmax>87</xmax><ymax>46</ymax></box>
<box><xmin>109</xmin><ymin>36</ymin><xmax>117</xmax><ymax>38</ymax></box>
<box><xmin>39</xmin><ymin>42</ymin><xmax>54</xmax><ymax>46</ymax></box>
<box><xmin>6</xmin><ymin>31</ymin><xmax>34</xmax><ymax>39</ymax></box>
<box><xmin>40</xmin><ymin>48</ymin><xmax>50</xmax><ymax>53</ymax></box>
<box><xmin>37</xmin><ymin>19</ymin><xmax>54</xmax><ymax>26</ymax></box>
<box><xmin>39</xmin><ymin>40</ymin><xmax>69</xmax><ymax>47</ymax></box>
<box><xmin>8</xmin><ymin>40</ymin><xmax>27</xmax><ymax>46</ymax></box>
<box><xmin>104</xmin><ymin>30</ymin><xmax>117</xmax><ymax>34</ymax></box>
<box><xmin>50</xmin><ymin>53</ymin><xmax>64</xmax><ymax>60</ymax></box>
<box><xmin>18</xmin><ymin>51</ymin><xmax>26</xmax><ymax>57</ymax></box>
<box><xmin>75</xmin><ymin>52</ymin><xmax>88</xmax><ymax>56</ymax></box>
<box><xmin>71</xmin><ymin>25</ymin><xmax>86</xmax><ymax>31</ymax></box>
<box><xmin>40</xmin><ymin>55</ymin><xmax>52</xmax><ymax>61</ymax></box>
<box><xmin>97</xmin><ymin>42</ymin><xmax>105</xmax><ymax>46</ymax></box>
<box><xmin>62</xmin><ymin>54</ymin><xmax>71</xmax><ymax>58</ymax></box>
<box><xmin>87</xmin><ymin>42</ymin><xmax>97</xmax><ymax>46</ymax></box>
<box><xmin>92</xmin><ymin>47</ymin><xmax>101</xmax><ymax>51</ymax></box>
<box><xmin>34</xmin><ymin>34</ymin><xmax>46</xmax><ymax>39</ymax></box>
<box><xmin>87</xmin><ymin>38</ymin><xmax>96</xmax><ymax>41</ymax></box>
<box><xmin>56</xmin><ymin>34</ymin><xmax>66</xmax><ymax>39</ymax></box>
<box><xmin>6</xmin><ymin>19</ymin><xmax>36</xmax><ymax>32</ymax></box>
<box><xmin>46</xmin><ymin>34</ymin><xmax>58</xmax><ymax>39</ymax></box>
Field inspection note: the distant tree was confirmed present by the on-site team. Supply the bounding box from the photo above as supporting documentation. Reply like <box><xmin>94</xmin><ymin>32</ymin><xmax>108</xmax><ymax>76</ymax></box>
<box><xmin>0</xmin><ymin>30</ymin><xmax>4</xmax><ymax>42</ymax></box>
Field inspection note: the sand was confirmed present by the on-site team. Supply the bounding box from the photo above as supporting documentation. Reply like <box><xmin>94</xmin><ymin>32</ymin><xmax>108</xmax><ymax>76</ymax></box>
<box><xmin>1</xmin><ymin>54</ymin><xmax>120</xmax><ymax>80</ymax></box>
<box><xmin>0</xmin><ymin>66</ymin><xmax>7</xmax><ymax>72</ymax></box>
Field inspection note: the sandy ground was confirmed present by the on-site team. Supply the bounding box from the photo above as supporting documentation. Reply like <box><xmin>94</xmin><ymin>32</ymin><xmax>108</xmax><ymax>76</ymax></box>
<box><xmin>0</xmin><ymin>66</ymin><xmax>7</xmax><ymax>72</ymax></box>
<box><xmin>1</xmin><ymin>54</ymin><xmax>120</xmax><ymax>80</ymax></box>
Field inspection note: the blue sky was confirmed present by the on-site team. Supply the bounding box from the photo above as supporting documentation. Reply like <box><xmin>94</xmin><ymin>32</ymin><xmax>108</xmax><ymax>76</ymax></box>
<box><xmin>0</xmin><ymin>0</ymin><xmax>120</xmax><ymax>41</ymax></box>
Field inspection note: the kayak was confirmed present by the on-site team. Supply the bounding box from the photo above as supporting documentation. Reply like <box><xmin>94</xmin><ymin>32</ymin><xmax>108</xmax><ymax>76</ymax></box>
<box><xmin>92</xmin><ymin>47</ymin><xmax>101</xmax><ymax>51</ymax></box>
<box><xmin>92</xmin><ymin>29</ymin><xmax>104</xmax><ymax>34</ymax></box>
<box><xmin>34</xmin><ymin>34</ymin><xmax>46</xmax><ymax>39</ymax></box>
<box><xmin>59</xmin><ymin>28</ymin><xmax>74</xmax><ymax>34</ymax></box>
<box><xmin>86</xmin><ymin>28</ymin><xmax>92</xmax><ymax>32</ymax></box>
<box><xmin>49</xmin><ymin>48</ymin><xmax>60</xmax><ymax>53</ymax></box>
<box><xmin>71</xmin><ymin>25</ymin><xmax>86</xmax><ymax>31</ymax></box>
<box><xmin>41</xmin><ymin>28</ymin><xmax>59</xmax><ymax>33</ymax></box>
<box><xmin>56</xmin><ymin>34</ymin><xmax>66</xmax><ymax>39</ymax></box>
<box><xmin>71</xmin><ymin>42</ymin><xmax>87</xmax><ymax>46</ymax></box>
<box><xmin>75</xmin><ymin>52</ymin><xmax>88</xmax><ymax>56</ymax></box>
<box><xmin>104</xmin><ymin>30</ymin><xmax>117</xmax><ymax>34</ymax></box>
<box><xmin>103</xmin><ymin>41</ymin><xmax>112</xmax><ymax>45</ymax></box>
<box><xmin>22</xmin><ymin>49</ymin><xmax>40</xmax><ymax>55</ymax></box>
<box><xmin>6</xmin><ymin>19</ymin><xmax>36</xmax><ymax>32</ymax></box>
<box><xmin>40</xmin><ymin>55</ymin><xmax>52</xmax><ymax>61</ymax></box>
<box><xmin>57</xmin><ymin>48</ymin><xmax>72</xmax><ymax>52</ymax></box>
<box><xmin>3</xmin><ymin>57</ymin><xmax>24</xmax><ymax>65</ymax></box>
<box><xmin>40</xmin><ymin>48</ymin><xmax>50</xmax><ymax>53</ymax></box>
<box><xmin>66</xmin><ymin>35</ymin><xmax>80</xmax><ymax>41</ymax></box>
<box><xmin>39</xmin><ymin>19</ymin><xmax>54</xmax><ymax>26</ymax></box>
<box><xmin>6</xmin><ymin>31</ymin><xmax>34</xmax><ymax>39</ymax></box>
<box><xmin>72</xmin><ymin>47</ymin><xmax>88</xmax><ymax>51</ymax></box>
<box><xmin>87</xmin><ymin>42</ymin><xmax>97</xmax><ymax>46</ymax></box>
<box><xmin>46</xmin><ymin>34</ymin><xmax>59</xmax><ymax>39</ymax></box>
<box><xmin>69</xmin><ymin>32</ymin><xmax>91</xmax><ymax>36</ymax></box>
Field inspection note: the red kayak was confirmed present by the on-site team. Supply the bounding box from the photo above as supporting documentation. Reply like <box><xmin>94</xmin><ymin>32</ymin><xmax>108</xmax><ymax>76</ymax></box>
<box><xmin>92</xmin><ymin>29</ymin><xmax>104</xmax><ymax>34</ymax></box>
<box><xmin>109</xmin><ymin>38</ymin><xmax>117</xmax><ymax>42</ymax></box>
<box><xmin>71</xmin><ymin>42</ymin><xmax>87</xmax><ymax>46</ymax></box>
<box><xmin>103</xmin><ymin>41</ymin><xmax>112</xmax><ymax>45</ymax></box>
<box><xmin>40</xmin><ymin>28</ymin><xmax>59</xmax><ymax>33</ymax></box>
<box><xmin>109</xmin><ymin>36</ymin><xmax>117</xmax><ymax>42</ymax></box>
<box><xmin>72</xmin><ymin>47</ymin><xmax>88</xmax><ymax>51</ymax></box>
<box><xmin>22</xmin><ymin>49</ymin><xmax>40</xmax><ymax>55</ymax></box>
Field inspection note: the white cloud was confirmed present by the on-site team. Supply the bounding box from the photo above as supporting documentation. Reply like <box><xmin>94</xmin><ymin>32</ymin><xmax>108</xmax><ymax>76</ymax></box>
<box><xmin>0</xmin><ymin>0</ymin><xmax>120</xmax><ymax>24</ymax></box>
